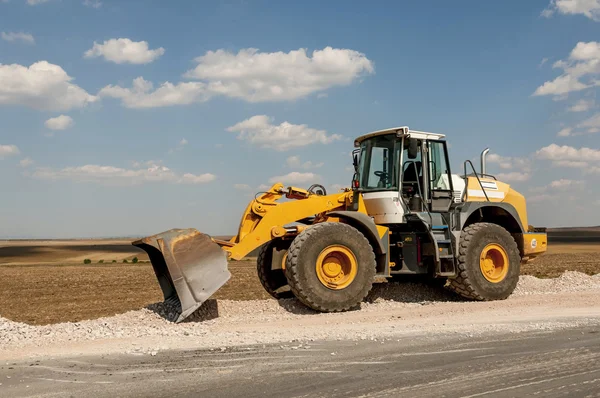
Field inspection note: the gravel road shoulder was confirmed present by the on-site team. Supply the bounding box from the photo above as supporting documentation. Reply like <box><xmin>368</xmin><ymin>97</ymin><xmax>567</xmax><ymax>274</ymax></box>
<box><xmin>1</xmin><ymin>271</ymin><xmax>599</xmax><ymax>362</ymax></box>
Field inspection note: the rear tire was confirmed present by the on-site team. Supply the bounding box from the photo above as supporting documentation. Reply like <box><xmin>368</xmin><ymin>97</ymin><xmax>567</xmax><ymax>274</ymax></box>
<box><xmin>448</xmin><ymin>222</ymin><xmax>520</xmax><ymax>300</ymax></box>
<box><xmin>257</xmin><ymin>239</ymin><xmax>294</xmax><ymax>299</ymax></box>
<box><xmin>284</xmin><ymin>222</ymin><xmax>376</xmax><ymax>312</ymax></box>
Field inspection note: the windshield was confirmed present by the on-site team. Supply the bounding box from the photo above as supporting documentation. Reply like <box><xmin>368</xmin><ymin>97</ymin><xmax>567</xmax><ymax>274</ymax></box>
<box><xmin>357</xmin><ymin>134</ymin><xmax>402</xmax><ymax>191</ymax></box>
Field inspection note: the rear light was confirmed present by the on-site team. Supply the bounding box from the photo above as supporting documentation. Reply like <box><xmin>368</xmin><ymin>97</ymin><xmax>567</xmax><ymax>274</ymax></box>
<box><xmin>353</xmin><ymin>179</ymin><xmax>359</xmax><ymax>189</ymax></box>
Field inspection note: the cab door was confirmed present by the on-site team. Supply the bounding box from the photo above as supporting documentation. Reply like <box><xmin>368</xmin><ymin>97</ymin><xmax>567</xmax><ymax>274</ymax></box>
<box><xmin>426</xmin><ymin>140</ymin><xmax>454</xmax><ymax>213</ymax></box>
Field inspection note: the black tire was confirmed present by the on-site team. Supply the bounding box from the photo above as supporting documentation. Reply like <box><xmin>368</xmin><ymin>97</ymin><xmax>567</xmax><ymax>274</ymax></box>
<box><xmin>448</xmin><ymin>222</ymin><xmax>521</xmax><ymax>301</ymax></box>
<box><xmin>284</xmin><ymin>222</ymin><xmax>376</xmax><ymax>312</ymax></box>
<box><xmin>257</xmin><ymin>239</ymin><xmax>295</xmax><ymax>299</ymax></box>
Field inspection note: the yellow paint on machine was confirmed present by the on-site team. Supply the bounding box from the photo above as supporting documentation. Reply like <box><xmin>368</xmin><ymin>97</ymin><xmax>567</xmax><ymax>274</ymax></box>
<box><xmin>522</xmin><ymin>233</ymin><xmax>547</xmax><ymax>257</ymax></box>
<box><xmin>464</xmin><ymin>177</ymin><xmax>528</xmax><ymax>229</ymax></box>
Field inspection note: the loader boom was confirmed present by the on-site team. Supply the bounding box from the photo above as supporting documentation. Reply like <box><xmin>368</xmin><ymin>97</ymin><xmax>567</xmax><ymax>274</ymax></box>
<box><xmin>133</xmin><ymin>183</ymin><xmax>355</xmax><ymax>322</ymax></box>
<box><xmin>223</xmin><ymin>183</ymin><xmax>351</xmax><ymax>260</ymax></box>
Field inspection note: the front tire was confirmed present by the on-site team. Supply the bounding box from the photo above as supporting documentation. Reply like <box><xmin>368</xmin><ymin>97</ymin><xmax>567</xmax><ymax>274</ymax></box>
<box><xmin>284</xmin><ymin>222</ymin><xmax>376</xmax><ymax>312</ymax></box>
<box><xmin>257</xmin><ymin>239</ymin><xmax>294</xmax><ymax>299</ymax></box>
<box><xmin>448</xmin><ymin>222</ymin><xmax>521</xmax><ymax>300</ymax></box>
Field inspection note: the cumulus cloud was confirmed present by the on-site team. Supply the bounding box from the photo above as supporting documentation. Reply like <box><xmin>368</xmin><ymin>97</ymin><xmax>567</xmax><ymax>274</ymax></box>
<box><xmin>98</xmin><ymin>77</ymin><xmax>208</xmax><ymax>108</ymax></box>
<box><xmin>0</xmin><ymin>144</ymin><xmax>20</xmax><ymax>158</ymax></box>
<box><xmin>1</xmin><ymin>32</ymin><xmax>34</xmax><ymax>44</ymax></box>
<box><xmin>32</xmin><ymin>163</ymin><xmax>215</xmax><ymax>185</ymax></box>
<box><xmin>183</xmin><ymin>46</ymin><xmax>374</xmax><ymax>102</ymax></box>
<box><xmin>227</xmin><ymin>115</ymin><xmax>342</xmax><ymax>151</ymax></box>
<box><xmin>542</xmin><ymin>0</ymin><xmax>600</xmax><ymax>21</ymax></box>
<box><xmin>84</xmin><ymin>38</ymin><xmax>165</xmax><ymax>64</ymax></box>
<box><xmin>533</xmin><ymin>41</ymin><xmax>600</xmax><ymax>98</ymax></box>
<box><xmin>83</xmin><ymin>0</ymin><xmax>101</xmax><ymax>8</ymax></box>
<box><xmin>99</xmin><ymin>46</ymin><xmax>373</xmax><ymax>108</ymax></box>
<box><xmin>548</xmin><ymin>178</ymin><xmax>585</xmax><ymax>189</ymax></box>
<box><xmin>268</xmin><ymin>171</ymin><xmax>319</xmax><ymax>185</ymax></box>
<box><xmin>536</xmin><ymin>143</ymin><xmax>600</xmax><ymax>162</ymax></box>
<box><xmin>286</xmin><ymin>155</ymin><xmax>324</xmax><ymax>169</ymax></box>
<box><xmin>557</xmin><ymin>127</ymin><xmax>573</xmax><ymax>137</ymax></box>
<box><xmin>44</xmin><ymin>115</ymin><xmax>74</xmax><ymax>130</ymax></box>
<box><xmin>569</xmin><ymin>98</ymin><xmax>595</xmax><ymax>112</ymax></box>
<box><xmin>168</xmin><ymin>138</ymin><xmax>188</xmax><ymax>154</ymax></box>
<box><xmin>19</xmin><ymin>157</ymin><xmax>34</xmax><ymax>167</ymax></box>
<box><xmin>0</xmin><ymin>61</ymin><xmax>97</xmax><ymax>111</ymax></box>
<box><xmin>496</xmin><ymin>171</ymin><xmax>531</xmax><ymax>182</ymax></box>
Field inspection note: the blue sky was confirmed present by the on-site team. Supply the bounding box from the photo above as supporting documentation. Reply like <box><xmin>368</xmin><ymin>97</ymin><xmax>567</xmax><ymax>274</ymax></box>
<box><xmin>1</xmin><ymin>0</ymin><xmax>600</xmax><ymax>238</ymax></box>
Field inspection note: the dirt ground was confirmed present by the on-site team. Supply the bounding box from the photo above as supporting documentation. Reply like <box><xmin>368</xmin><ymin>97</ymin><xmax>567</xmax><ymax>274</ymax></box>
<box><xmin>0</xmin><ymin>241</ymin><xmax>598</xmax><ymax>326</ymax></box>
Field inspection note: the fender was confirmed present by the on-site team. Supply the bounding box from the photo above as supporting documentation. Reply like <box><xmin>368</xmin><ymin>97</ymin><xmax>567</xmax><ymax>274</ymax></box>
<box><xmin>457</xmin><ymin>202</ymin><xmax>525</xmax><ymax>234</ymax></box>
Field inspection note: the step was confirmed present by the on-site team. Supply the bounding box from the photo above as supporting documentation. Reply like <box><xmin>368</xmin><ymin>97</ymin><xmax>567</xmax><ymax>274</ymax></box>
<box><xmin>436</xmin><ymin>239</ymin><xmax>452</xmax><ymax>244</ymax></box>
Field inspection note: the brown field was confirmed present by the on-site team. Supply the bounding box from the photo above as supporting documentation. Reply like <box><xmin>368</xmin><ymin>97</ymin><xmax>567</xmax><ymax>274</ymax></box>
<box><xmin>1</xmin><ymin>233</ymin><xmax>599</xmax><ymax>326</ymax></box>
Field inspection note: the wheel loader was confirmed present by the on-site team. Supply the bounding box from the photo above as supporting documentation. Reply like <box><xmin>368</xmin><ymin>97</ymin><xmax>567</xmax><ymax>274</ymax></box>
<box><xmin>133</xmin><ymin>126</ymin><xmax>548</xmax><ymax>322</ymax></box>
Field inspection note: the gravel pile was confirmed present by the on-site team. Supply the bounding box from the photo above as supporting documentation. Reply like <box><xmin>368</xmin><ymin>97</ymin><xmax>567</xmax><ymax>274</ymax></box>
<box><xmin>513</xmin><ymin>271</ymin><xmax>600</xmax><ymax>296</ymax></box>
<box><xmin>1</xmin><ymin>271</ymin><xmax>599</xmax><ymax>355</ymax></box>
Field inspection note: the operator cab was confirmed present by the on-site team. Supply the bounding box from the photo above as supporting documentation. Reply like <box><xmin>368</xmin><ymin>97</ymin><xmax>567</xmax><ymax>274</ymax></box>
<box><xmin>352</xmin><ymin>126</ymin><xmax>464</xmax><ymax>224</ymax></box>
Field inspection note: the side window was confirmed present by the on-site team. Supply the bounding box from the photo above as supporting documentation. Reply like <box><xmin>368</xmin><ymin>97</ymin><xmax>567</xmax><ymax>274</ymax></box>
<box><xmin>429</xmin><ymin>141</ymin><xmax>451</xmax><ymax>191</ymax></box>
<box><xmin>367</xmin><ymin>147</ymin><xmax>386</xmax><ymax>187</ymax></box>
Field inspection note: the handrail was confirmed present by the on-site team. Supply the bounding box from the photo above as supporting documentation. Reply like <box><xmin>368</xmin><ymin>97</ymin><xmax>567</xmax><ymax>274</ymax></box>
<box><xmin>463</xmin><ymin>160</ymin><xmax>490</xmax><ymax>202</ymax></box>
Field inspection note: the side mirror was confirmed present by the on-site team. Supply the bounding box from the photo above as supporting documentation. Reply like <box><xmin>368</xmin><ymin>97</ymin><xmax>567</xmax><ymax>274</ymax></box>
<box><xmin>352</xmin><ymin>148</ymin><xmax>360</xmax><ymax>171</ymax></box>
<box><xmin>407</xmin><ymin>138</ymin><xmax>418</xmax><ymax>159</ymax></box>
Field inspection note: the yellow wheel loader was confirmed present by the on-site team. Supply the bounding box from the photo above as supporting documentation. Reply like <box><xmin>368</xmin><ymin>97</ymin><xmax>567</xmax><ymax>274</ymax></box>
<box><xmin>133</xmin><ymin>126</ymin><xmax>547</xmax><ymax>322</ymax></box>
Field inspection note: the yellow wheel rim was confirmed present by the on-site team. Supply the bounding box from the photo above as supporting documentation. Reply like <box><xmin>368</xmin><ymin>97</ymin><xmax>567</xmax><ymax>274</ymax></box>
<box><xmin>479</xmin><ymin>243</ymin><xmax>509</xmax><ymax>283</ymax></box>
<box><xmin>281</xmin><ymin>252</ymin><xmax>288</xmax><ymax>270</ymax></box>
<box><xmin>315</xmin><ymin>245</ymin><xmax>358</xmax><ymax>290</ymax></box>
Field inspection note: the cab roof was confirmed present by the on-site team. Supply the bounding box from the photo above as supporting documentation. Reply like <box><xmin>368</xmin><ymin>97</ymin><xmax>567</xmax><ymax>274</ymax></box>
<box><xmin>354</xmin><ymin>126</ymin><xmax>445</xmax><ymax>146</ymax></box>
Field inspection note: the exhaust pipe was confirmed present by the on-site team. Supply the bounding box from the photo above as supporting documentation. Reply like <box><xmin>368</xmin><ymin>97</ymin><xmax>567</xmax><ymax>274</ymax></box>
<box><xmin>480</xmin><ymin>147</ymin><xmax>490</xmax><ymax>175</ymax></box>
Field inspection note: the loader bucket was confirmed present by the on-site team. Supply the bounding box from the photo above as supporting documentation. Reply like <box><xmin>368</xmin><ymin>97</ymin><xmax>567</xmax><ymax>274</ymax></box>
<box><xmin>132</xmin><ymin>228</ymin><xmax>231</xmax><ymax>323</ymax></box>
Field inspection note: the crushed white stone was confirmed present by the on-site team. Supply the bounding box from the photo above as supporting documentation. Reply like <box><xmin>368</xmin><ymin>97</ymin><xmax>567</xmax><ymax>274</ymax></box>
<box><xmin>1</xmin><ymin>271</ymin><xmax>599</xmax><ymax>355</ymax></box>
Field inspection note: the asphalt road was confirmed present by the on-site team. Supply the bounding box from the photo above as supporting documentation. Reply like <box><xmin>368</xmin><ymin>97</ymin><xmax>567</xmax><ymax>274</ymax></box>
<box><xmin>1</xmin><ymin>326</ymin><xmax>600</xmax><ymax>398</ymax></box>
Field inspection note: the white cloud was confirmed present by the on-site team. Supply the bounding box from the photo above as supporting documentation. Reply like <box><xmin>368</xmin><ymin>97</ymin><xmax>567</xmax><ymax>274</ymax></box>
<box><xmin>44</xmin><ymin>115</ymin><xmax>74</xmax><ymax>130</ymax></box>
<box><xmin>487</xmin><ymin>153</ymin><xmax>531</xmax><ymax>172</ymax></box>
<box><xmin>183</xmin><ymin>46</ymin><xmax>374</xmax><ymax>102</ymax></box>
<box><xmin>568</xmin><ymin>98</ymin><xmax>595</xmax><ymax>112</ymax></box>
<box><xmin>19</xmin><ymin>157</ymin><xmax>34</xmax><ymax>167</ymax></box>
<box><xmin>84</xmin><ymin>38</ymin><xmax>165</xmax><ymax>64</ymax></box>
<box><xmin>83</xmin><ymin>0</ymin><xmax>101</xmax><ymax>8</ymax></box>
<box><xmin>32</xmin><ymin>163</ymin><xmax>215</xmax><ymax>185</ymax></box>
<box><xmin>578</xmin><ymin>112</ymin><xmax>600</xmax><ymax>131</ymax></box>
<box><xmin>98</xmin><ymin>77</ymin><xmax>208</xmax><ymax>108</ymax></box>
<box><xmin>557</xmin><ymin>127</ymin><xmax>573</xmax><ymax>136</ymax></box>
<box><xmin>0</xmin><ymin>61</ymin><xmax>97</xmax><ymax>111</ymax></box>
<box><xmin>0</xmin><ymin>144</ymin><xmax>20</xmax><ymax>158</ymax></box>
<box><xmin>27</xmin><ymin>0</ymin><xmax>50</xmax><ymax>4</ymax></box>
<box><xmin>227</xmin><ymin>115</ymin><xmax>342</xmax><ymax>151</ymax></box>
<box><xmin>168</xmin><ymin>138</ymin><xmax>188</xmax><ymax>154</ymax></box>
<box><xmin>542</xmin><ymin>0</ymin><xmax>600</xmax><ymax>21</ymax></box>
<box><xmin>533</xmin><ymin>41</ymin><xmax>600</xmax><ymax>98</ymax></box>
<box><xmin>554</xmin><ymin>160</ymin><xmax>588</xmax><ymax>168</ymax></box>
<box><xmin>286</xmin><ymin>155</ymin><xmax>324</xmax><ymax>169</ymax></box>
<box><xmin>496</xmin><ymin>171</ymin><xmax>531</xmax><ymax>182</ymax></box>
<box><xmin>1</xmin><ymin>32</ymin><xmax>34</xmax><ymax>44</ymax></box>
<box><xmin>548</xmin><ymin>178</ymin><xmax>585</xmax><ymax>189</ymax></box>
<box><xmin>269</xmin><ymin>171</ymin><xmax>319</xmax><ymax>185</ymax></box>
<box><xmin>536</xmin><ymin>143</ymin><xmax>600</xmax><ymax>162</ymax></box>
<box><xmin>234</xmin><ymin>184</ymin><xmax>251</xmax><ymax>190</ymax></box>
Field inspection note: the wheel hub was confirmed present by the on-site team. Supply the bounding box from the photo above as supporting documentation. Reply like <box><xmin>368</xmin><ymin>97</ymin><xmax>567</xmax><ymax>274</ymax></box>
<box><xmin>316</xmin><ymin>245</ymin><xmax>358</xmax><ymax>290</ymax></box>
<box><xmin>479</xmin><ymin>243</ymin><xmax>509</xmax><ymax>283</ymax></box>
